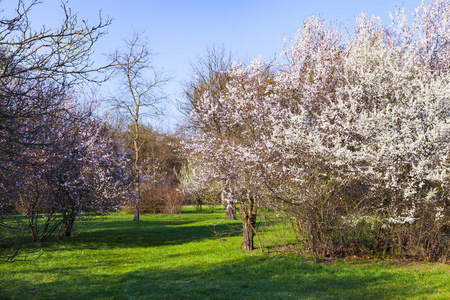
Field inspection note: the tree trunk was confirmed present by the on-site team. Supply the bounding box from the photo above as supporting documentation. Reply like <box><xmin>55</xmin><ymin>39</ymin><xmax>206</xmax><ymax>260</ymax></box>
<box><xmin>133</xmin><ymin>191</ymin><xmax>140</xmax><ymax>221</ymax></box>
<box><xmin>133</xmin><ymin>120</ymin><xmax>140</xmax><ymax>221</ymax></box>
<box><xmin>61</xmin><ymin>211</ymin><xmax>76</xmax><ymax>238</ymax></box>
<box><xmin>64</xmin><ymin>220</ymin><xmax>74</xmax><ymax>237</ymax></box>
<box><xmin>240</xmin><ymin>192</ymin><xmax>257</xmax><ymax>250</ymax></box>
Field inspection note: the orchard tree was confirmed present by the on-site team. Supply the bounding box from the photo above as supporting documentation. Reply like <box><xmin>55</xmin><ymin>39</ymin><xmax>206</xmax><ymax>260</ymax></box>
<box><xmin>183</xmin><ymin>0</ymin><xmax>449</xmax><ymax>261</ymax></box>
<box><xmin>184</xmin><ymin>56</ymin><xmax>277</xmax><ymax>250</ymax></box>
<box><xmin>0</xmin><ymin>0</ymin><xmax>112</xmax><ymax>260</ymax></box>
<box><xmin>183</xmin><ymin>46</ymin><xmax>236</xmax><ymax>217</ymax></box>
<box><xmin>110</xmin><ymin>33</ymin><xmax>170</xmax><ymax>221</ymax></box>
<box><xmin>0</xmin><ymin>0</ymin><xmax>111</xmax><ymax>199</ymax></box>
<box><xmin>13</xmin><ymin>98</ymin><xmax>130</xmax><ymax>242</ymax></box>
<box><xmin>270</xmin><ymin>1</ymin><xmax>450</xmax><ymax>261</ymax></box>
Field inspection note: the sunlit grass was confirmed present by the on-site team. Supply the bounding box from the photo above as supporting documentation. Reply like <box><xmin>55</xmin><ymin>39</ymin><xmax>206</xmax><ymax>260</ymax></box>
<box><xmin>0</xmin><ymin>207</ymin><xmax>448</xmax><ymax>299</ymax></box>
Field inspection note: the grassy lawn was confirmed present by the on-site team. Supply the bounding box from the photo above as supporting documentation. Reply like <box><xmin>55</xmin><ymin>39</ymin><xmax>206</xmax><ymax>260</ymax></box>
<box><xmin>0</xmin><ymin>207</ymin><xmax>449</xmax><ymax>299</ymax></box>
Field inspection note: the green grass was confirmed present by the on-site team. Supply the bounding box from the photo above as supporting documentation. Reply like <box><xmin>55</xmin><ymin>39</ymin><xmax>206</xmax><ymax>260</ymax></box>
<box><xmin>0</xmin><ymin>207</ymin><xmax>449</xmax><ymax>299</ymax></box>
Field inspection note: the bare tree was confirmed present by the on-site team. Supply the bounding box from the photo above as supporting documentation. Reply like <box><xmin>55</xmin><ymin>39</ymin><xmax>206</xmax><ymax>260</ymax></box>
<box><xmin>110</xmin><ymin>32</ymin><xmax>169</xmax><ymax>221</ymax></box>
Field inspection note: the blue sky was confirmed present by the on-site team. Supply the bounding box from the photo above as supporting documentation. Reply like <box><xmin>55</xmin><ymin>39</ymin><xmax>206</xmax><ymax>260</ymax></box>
<box><xmin>2</xmin><ymin>0</ymin><xmax>422</xmax><ymax>130</ymax></box>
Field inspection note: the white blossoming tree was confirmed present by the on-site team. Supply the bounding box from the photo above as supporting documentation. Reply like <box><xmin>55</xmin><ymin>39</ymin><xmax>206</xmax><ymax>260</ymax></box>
<box><xmin>273</xmin><ymin>1</ymin><xmax>450</xmax><ymax>261</ymax></box>
<box><xmin>184</xmin><ymin>56</ymin><xmax>276</xmax><ymax>250</ymax></box>
<box><xmin>184</xmin><ymin>1</ymin><xmax>449</xmax><ymax>261</ymax></box>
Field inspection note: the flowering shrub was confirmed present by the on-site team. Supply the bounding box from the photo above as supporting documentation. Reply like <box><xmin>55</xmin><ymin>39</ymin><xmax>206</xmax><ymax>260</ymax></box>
<box><xmin>274</xmin><ymin>1</ymin><xmax>450</xmax><ymax>261</ymax></box>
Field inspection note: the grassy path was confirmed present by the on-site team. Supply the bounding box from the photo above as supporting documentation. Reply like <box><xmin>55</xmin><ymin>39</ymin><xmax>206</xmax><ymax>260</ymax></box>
<box><xmin>0</xmin><ymin>208</ymin><xmax>449</xmax><ymax>299</ymax></box>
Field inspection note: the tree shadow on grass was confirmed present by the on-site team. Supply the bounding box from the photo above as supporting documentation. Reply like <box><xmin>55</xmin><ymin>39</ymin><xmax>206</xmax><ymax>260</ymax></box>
<box><xmin>56</xmin><ymin>218</ymin><xmax>242</xmax><ymax>250</ymax></box>
<box><xmin>7</xmin><ymin>211</ymin><xmax>251</xmax><ymax>253</ymax></box>
<box><xmin>1</xmin><ymin>255</ymin><xmax>448</xmax><ymax>299</ymax></box>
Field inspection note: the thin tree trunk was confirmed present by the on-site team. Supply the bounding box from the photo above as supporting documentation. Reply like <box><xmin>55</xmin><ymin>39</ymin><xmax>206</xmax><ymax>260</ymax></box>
<box><xmin>64</xmin><ymin>217</ymin><xmax>74</xmax><ymax>237</ymax></box>
<box><xmin>134</xmin><ymin>120</ymin><xmax>140</xmax><ymax>221</ymax></box>
<box><xmin>134</xmin><ymin>171</ymin><xmax>140</xmax><ymax>221</ymax></box>
<box><xmin>62</xmin><ymin>209</ymin><xmax>77</xmax><ymax>238</ymax></box>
